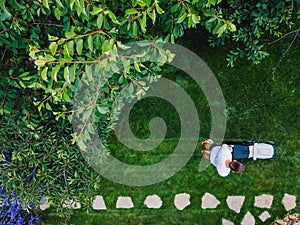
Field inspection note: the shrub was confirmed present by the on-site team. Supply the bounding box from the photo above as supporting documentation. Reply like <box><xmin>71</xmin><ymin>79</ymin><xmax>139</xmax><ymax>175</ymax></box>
<box><xmin>0</xmin><ymin>187</ymin><xmax>39</xmax><ymax>225</ymax></box>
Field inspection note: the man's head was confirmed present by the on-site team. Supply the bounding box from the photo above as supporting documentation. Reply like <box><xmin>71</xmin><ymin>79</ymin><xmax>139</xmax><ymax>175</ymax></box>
<box><xmin>229</xmin><ymin>161</ymin><xmax>245</xmax><ymax>173</ymax></box>
<box><xmin>201</xmin><ymin>139</ymin><xmax>214</xmax><ymax>150</ymax></box>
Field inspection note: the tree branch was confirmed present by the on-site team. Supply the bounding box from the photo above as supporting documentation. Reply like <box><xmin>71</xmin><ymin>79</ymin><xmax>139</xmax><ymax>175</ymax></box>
<box><xmin>272</xmin><ymin>28</ymin><xmax>300</xmax><ymax>78</ymax></box>
<box><xmin>32</xmin><ymin>22</ymin><xmax>64</xmax><ymax>27</ymax></box>
<box><xmin>267</xmin><ymin>27</ymin><xmax>300</xmax><ymax>46</ymax></box>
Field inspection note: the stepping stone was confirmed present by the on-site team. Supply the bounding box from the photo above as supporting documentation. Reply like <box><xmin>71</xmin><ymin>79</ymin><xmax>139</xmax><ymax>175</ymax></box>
<box><xmin>144</xmin><ymin>194</ymin><xmax>162</xmax><ymax>209</ymax></box>
<box><xmin>92</xmin><ymin>195</ymin><xmax>107</xmax><ymax>210</ymax></box>
<box><xmin>254</xmin><ymin>194</ymin><xmax>273</xmax><ymax>208</ymax></box>
<box><xmin>241</xmin><ymin>212</ymin><xmax>255</xmax><ymax>225</ymax></box>
<box><xmin>226</xmin><ymin>196</ymin><xmax>245</xmax><ymax>213</ymax></box>
<box><xmin>201</xmin><ymin>192</ymin><xmax>220</xmax><ymax>209</ymax></box>
<box><xmin>222</xmin><ymin>218</ymin><xmax>235</xmax><ymax>225</ymax></box>
<box><xmin>174</xmin><ymin>193</ymin><xmax>190</xmax><ymax>210</ymax></box>
<box><xmin>62</xmin><ymin>199</ymin><xmax>81</xmax><ymax>209</ymax></box>
<box><xmin>282</xmin><ymin>193</ymin><xmax>297</xmax><ymax>211</ymax></box>
<box><xmin>259</xmin><ymin>211</ymin><xmax>271</xmax><ymax>222</ymax></box>
<box><xmin>116</xmin><ymin>196</ymin><xmax>134</xmax><ymax>209</ymax></box>
<box><xmin>39</xmin><ymin>197</ymin><xmax>50</xmax><ymax>211</ymax></box>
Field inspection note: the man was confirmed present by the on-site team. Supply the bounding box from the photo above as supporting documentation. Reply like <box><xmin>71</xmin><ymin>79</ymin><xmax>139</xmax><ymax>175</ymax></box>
<box><xmin>200</xmin><ymin>139</ymin><xmax>245</xmax><ymax>177</ymax></box>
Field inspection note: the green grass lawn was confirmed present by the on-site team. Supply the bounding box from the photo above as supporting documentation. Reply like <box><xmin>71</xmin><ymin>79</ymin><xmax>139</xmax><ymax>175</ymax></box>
<box><xmin>42</xmin><ymin>29</ymin><xmax>300</xmax><ymax>224</ymax></box>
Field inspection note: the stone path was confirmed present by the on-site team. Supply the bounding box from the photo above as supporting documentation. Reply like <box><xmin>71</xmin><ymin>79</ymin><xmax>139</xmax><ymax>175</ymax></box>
<box><xmin>144</xmin><ymin>194</ymin><xmax>162</xmax><ymax>209</ymax></box>
<box><xmin>201</xmin><ymin>192</ymin><xmax>220</xmax><ymax>209</ymax></box>
<box><xmin>93</xmin><ymin>195</ymin><xmax>107</xmax><ymax>210</ymax></box>
<box><xmin>254</xmin><ymin>194</ymin><xmax>273</xmax><ymax>209</ymax></box>
<box><xmin>258</xmin><ymin>211</ymin><xmax>271</xmax><ymax>222</ymax></box>
<box><xmin>39</xmin><ymin>192</ymin><xmax>297</xmax><ymax>224</ymax></box>
<box><xmin>226</xmin><ymin>196</ymin><xmax>245</xmax><ymax>213</ymax></box>
<box><xmin>174</xmin><ymin>193</ymin><xmax>190</xmax><ymax>210</ymax></box>
<box><xmin>116</xmin><ymin>196</ymin><xmax>134</xmax><ymax>209</ymax></box>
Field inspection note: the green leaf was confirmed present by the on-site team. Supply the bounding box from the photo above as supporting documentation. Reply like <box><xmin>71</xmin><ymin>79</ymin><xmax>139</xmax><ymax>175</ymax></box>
<box><xmin>64</xmin><ymin>66</ymin><xmax>70</xmax><ymax>84</ymax></box>
<box><xmin>0</xmin><ymin>0</ymin><xmax>11</xmax><ymax>18</ymax></box>
<box><xmin>206</xmin><ymin>0</ymin><xmax>216</xmax><ymax>7</ymax></box>
<box><xmin>155</xmin><ymin>3</ymin><xmax>164</xmax><ymax>14</ymax></box>
<box><xmin>96</xmin><ymin>14</ymin><xmax>104</xmax><ymax>28</ymax></box>
<box><xmin>90</xmin><ymin>7</ymin><xmax>103</xmax><ymax>15</ymax></box>
<box><xmin>63</xmin><ymin>90</ymin><xmax>72</xmax><ymax>102</ymax></box>
<box><xmin>107</xmin><ymin>10</ymin><xmax>119</xmax><ymax>24</ymax></box>
<box><xmin>103</xmin><ymin>15</ymin><xmax>110</xmax><ymax>29</ymax></box>
<box><xmin>87</xmin><ymin>122</ymin><xmax>95</xmax><ymax>134</ymax></box>
<box><xmin>171</xmin><ymin>2</ymin><xmax>181</xmax><ymax>13</ymax></box>
<box><xmin>46</xmin><ymin>103</ymin><xmax>52</xmax><ymax>110</ymax></box>
<box><xmin>102</xmin><ymin>39</ymin><xmax>111</xmax><ymax>53</ymax></box>
<box><xmin>44</xmin><ymin>54</ymin><xmax>56</xmax><ymax>62</ymax></box>
<box><xmin>171</xmin><ymin>33</ymin><xmax>175</xmax><ymax>43</ymax></box>
<box><xmin>117</xmin><ymin>41</ymin><xmax>131</xmax><ymax>50</ymax></box>
<box><xmin>137</xmin><ymin>0</ymin><xmax>146</xmax><ymax>7</ymax></box>
<box><xmin>37</xmin><ymin>102</ymin><xmax>44</xmax><ymax>112</ymax></box>
<box><xmin>54</xmin><ymin>8</ymin><xmax>64</xmax><ymax>20</ymax></box>
<box><xmin>188</xmin><ymin>15</ymin><xmax>193</xmax><ymax>28</ymax></box>
<box><xmin>125</xmin><ymin>8</ymin><xmax>138</xmax><ymax>15</ymax></box>
<box><xmin>35</xmin><ymin>60</ymin><xmax>46</xmax><ymax>67</ymax></box>
<box><xmin>177</xmin><ymin>13</ymin><xmax>187</xmax><ymax>24</ymax></box>
<box><xmin>42</xmin><ymin>0</ymin><xmax>50</xmax><ymax>9</ymax></box>
<box><xmin>69</xmin><ymin>64</ymin><xmax>76</xmax><ymax>82</ymax></box>
<box><xmin>65</xmin><ymin>30</ymin><xmax>76</xmax><ymax>38</ymax></box>
<box><xmin>123</xmin><ymin>59</ymin><xmax>130</xmax><ymax>74</ymax></box>
<box><xmin>64</xmin><ymin>40</ymin><xmax>74</xmax><ymax>57</ymax></box>
<box><xmin>140</xmin><ymin>13</ymin><xmax>147</xmax><ymax>33</ymax></box>
<box><xmin>58</xmin><ymin>38</ymin><xmax>66</xmax><ymax>45</ymax></box>
<box><xmin>49</xmin><ymin>42</ymin><xmax>58</xmax><ymax>56</ymax></box>
<box><xmin>134</xmin><ymin>61</ymin><xmax>140</xmax><ymax>72</ymax></box>
<box><xmin>229</xmin><ymin>22</ymin><xmax>236</xmax><ymax>32</ymax></box>
<box><xmin>203</xmin><ymin>9</ymin><xmax>216</xmax><ymax>17</ymax></box>
<box><xmin>19</xmin><ymin>80</ymin><xmax>26</xmax><ymax>88</ymax></box>
<box><xmin>51</xmin><ymin>65</ymin><xmax>60</xmax><ymax>82</ymax></box>
<box><xmin>19</xmin><ymin>72</ymin><xmax>30</xmax><ymax>78</ymax></box>
<box><xmin>97</xmin><ymin>106</ymin><xmax>110</xmax><ymax>114</ymax></box>
<box><xmin>132</xmin><ymin>21</ymin><xmax>138</xmax><ymax>36</ymax></box>
<box><xmin>48</xmin><ymin>35</ymin><xmax>59</xmax><ymax>41</ymax></box>
<box><xmin>212</xmin><ymin>21</ymin><xmax>222</xmax><ymax>34</ymax></box>
<box><xmin>191</xmin><ymin>14</ymin><xmax>200</xmax><ymax>24</ymax></box>
<box><xmin>132</xmin><ymin>0</ymin><xmax>138</xmax><ymax>7</ymax></box>
<box><xmin>216</xmin><ymin>23</ymin><xmax>227</xmax><ymax>37</ymax></box>
<box><xmin>87</xmin><ymin>35</ymin><xmax>93</xmax><ymax>51</ymax></box>
<box><xmin>147</xmin><ymin>10</ymin><xmax>156</xmax><ymax>24</ymax></box>
<box><xmin>75</xmin><ymin>38</ymin><xmax>83</xmax><ymax>55</ymax></box>
<box><xmin>128</xmin><ymin>83</ymin><xmax>134</xmax><ymax>94</ymax></box>
<box><xmin>41</xmin><ymin>67</ymin><xmax>48</xmax><ymax>81</ymax></box>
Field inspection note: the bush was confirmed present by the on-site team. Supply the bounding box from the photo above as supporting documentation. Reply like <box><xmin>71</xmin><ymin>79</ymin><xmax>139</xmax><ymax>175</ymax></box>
<box><xmin>0</xmin><ymin>188</ymin><xmax>39</xmax><ymax>225</ymax></box>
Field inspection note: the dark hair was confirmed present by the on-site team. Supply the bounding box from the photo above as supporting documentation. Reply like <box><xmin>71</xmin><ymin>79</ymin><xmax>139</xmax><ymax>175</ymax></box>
<box><xmin>229</xmin><ymin>161</ymin><xmax>245</xmax><ymax>173</ymax></box>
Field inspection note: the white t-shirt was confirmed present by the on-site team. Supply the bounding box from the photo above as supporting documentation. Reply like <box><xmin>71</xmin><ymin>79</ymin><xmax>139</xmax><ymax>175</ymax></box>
<box><xmin>210</xmin><ymin>144</ymin><xmax>232</xmax><ymax>177</ymax></box>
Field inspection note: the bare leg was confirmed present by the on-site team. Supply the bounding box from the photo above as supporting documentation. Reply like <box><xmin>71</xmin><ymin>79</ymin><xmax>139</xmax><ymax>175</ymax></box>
<box><xmin>201</xmin><ymin>150</ymin><xmax>210</xmax><ymax>160</ymax></box>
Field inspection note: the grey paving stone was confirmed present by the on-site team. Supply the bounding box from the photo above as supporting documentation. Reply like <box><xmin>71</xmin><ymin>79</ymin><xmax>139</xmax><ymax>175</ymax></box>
<box><xmin>174</xmin><ymin>193</ymin><xmax>190</xmax><ymax>210</ymax></box>
<box><xmin>144</xmin><ymin>194</ymin><xmax>162</xmax><ymax>209</ymax></box>
<box><xmin>259</xmin><ymin>211</ymin><xmax>271</xmax><ymax>222</ymax></box>
<box><xmin>201</xmin><ymin>192</ymin><xmax>220</xmax><ymax>209</ymax></box>
<box><xmin>92</xmin><ymin>195</ymin><xmax>107</xmax><ymax>210</ymax></box>
<box><xmin>116</xmin><ymin>196</ymin><xmax>134</xmax><ymax>209</ymax></box>
<box><xmin>226</xmin><ymin>196</ymin><xmax>245</xmax><ymax>213</ymax></box>
<box><xmin>254</xmin><ymin>194</ymin><xmax>273</xmax><ymax>208</ymax></box>
<box><xmin>222</xmin><ymin>218</ymin><xmax>235</xmax><ymax>225</ymax></box>
<box><xmin>241</xmin><ymin>211</ymin><xmax>255</xmax><ymax>225</ymax></box>
<box><xmin>282</xmin><ymin>193</ymin><xmax>297</xmax><ymax>211</ymax></box>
